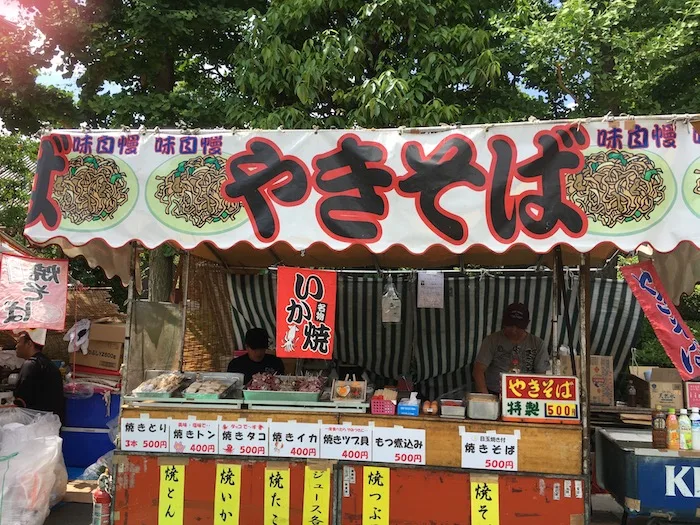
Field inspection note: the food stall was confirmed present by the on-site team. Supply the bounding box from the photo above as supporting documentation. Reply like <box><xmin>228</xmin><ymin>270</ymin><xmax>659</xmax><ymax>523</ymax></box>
<box><xmin>23</xmin><ymin>115</ymin><xmax>700</xmax><ymax>524</ymax></box>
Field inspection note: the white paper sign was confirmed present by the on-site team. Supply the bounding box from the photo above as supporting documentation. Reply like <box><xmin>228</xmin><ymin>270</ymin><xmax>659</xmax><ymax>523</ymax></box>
<box><xmin>121</xmin><ymin>418</ymin><xmax>170</xmax><ymax>452</ymax></box>
<box><xmin>320</xmin><ymin>424</ymin><xmax>372</xmax><ymax>462</ymax></box>
<box><xmin>564</xmin><ymin>480</ymin><xmax>572</xmax><ymax>498</ymax></box>
<box><xmin>219</xmin><ymin>421</ymin><xmax>269</xmax><ymax>456</ymax></box>
<box><xmin>460</xmin><ymin>431</ymin><xmax>519</xmax><ymax>471</ymax></box>
<box><xmin>371</xmin><ymin>427</ymin><xmax>426</xmax><ymax>465</ymax></box>
<box><xmin>268</xmin><ymin>422</ymin><xmax>321</xmax><ymax>459</ymax></box>
<box><xmin>417</xmin><ymin>271</ymin><xmax>444</xmax><ymax>309</ymax></box>
<box><xmin>170</xmin><ymin>419</ymin><xmax>219</xmax><ymax>454</ymax></box>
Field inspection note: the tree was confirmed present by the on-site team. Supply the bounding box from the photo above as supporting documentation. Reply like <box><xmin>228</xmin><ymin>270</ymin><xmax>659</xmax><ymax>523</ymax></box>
<box><xmin>0</xmin><ymin>15</ymin><xmax>80</xmax><ymax>134</ymax></box>
<box><xmin>226</xmin><ymin>0</ymin><xmax>547</xmax><ymax>128</ymax></box>
<box><xmin>0</xmin><ymin>133</ymin><xmax>37</xmax><ymax>236</ymax></box>
<box><xmin>497</xmin><ymin>0</ymin><xmax>700</xmax><ymax>117</ymax></box>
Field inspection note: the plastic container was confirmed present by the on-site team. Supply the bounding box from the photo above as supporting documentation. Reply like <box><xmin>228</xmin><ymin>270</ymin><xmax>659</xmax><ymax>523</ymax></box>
<box><xmin>61</xmin><ymin>427</ymin><xmax>115</xmax><ymax>468</ymax></box>
<box><xmin>691</xmin><ymin>407</ymin><xmax>700</xmax><ymax>451</ymax></box>
<box><xmin>440</xmin><ymin>399</ymin><xmax>466</xmax><ymax>419</ymax></box>
<box><xmin>667</xmin><ymin>409</ymin><xmax>680</xmax><ymax>450</ymax></box>
<box><xmin>679</xmin><ymin>408</ymin><xmax>692</xmax><ymax>450</ymax></box>
<box><xmin>371</xmin><ymin>398</ymin><xmax>396</xmax><ymax>415</ymax></box>
<box><xmin>467</xmin><ymin>393</ymin><xmax>500</xmax><ymax>421</ymax></box>
<box><xmin>65</xmin><ymin>393</ymin><xmax>120</xmax><ymax>429</ymax></box>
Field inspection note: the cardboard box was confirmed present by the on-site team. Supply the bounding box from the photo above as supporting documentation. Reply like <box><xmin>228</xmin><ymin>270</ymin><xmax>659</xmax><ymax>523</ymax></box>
<box><xmin>74</xmin><ymin>322</ymin><xmax>126</xmax><ymax>372</ymax></box>
<box><xmin>561</xmin><ymin>355</ymin><xmax>615</xmax><ymax>406</ymax></box>
<box><xmin>647</xmin><ymin>368</ymin><xmax>683</xmax><ymax>410</ymax></box>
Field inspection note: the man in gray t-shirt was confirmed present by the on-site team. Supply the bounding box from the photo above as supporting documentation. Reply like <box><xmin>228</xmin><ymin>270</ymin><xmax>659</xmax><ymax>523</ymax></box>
<box><xmin>473</xmin><ymin>303</ymin><xmax>549</xmax><ymax>394</ymax></box>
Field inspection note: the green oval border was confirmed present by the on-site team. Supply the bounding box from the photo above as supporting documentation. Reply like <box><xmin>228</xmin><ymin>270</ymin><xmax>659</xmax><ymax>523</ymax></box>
<box><xmin>57</xmin><ymin>154</ymin><xmax>140</xmax><ymax>233</ymax></box>
<box><xmin>681</xmin><ymin>156</ymin><xmax>700</xmax><ymax>218</ymax></box>
<box><xmin>145</xmin><ymin>154</ymin><xmax>249</xmax><ymax>235</ymax></box>
<box><xmin>570</xmin><ymin>147</ymin><xmax>677</xmax><ymax>237</ymax></box>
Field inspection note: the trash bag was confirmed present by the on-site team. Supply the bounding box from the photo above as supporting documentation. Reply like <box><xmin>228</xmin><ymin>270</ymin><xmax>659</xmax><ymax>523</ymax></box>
<box><xmin>78</xmin><ymin>450</ymin><xmax>113</xmax><ymax>481</ymax></box>
<box><xmin>0</xmin><ymin>408</ymin><xmax>67</xmax><ymax>525</ymax></box>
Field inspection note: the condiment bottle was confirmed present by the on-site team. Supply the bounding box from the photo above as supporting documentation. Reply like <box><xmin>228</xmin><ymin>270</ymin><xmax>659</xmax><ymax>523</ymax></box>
<box><xmin>679</xmin><ymin>409</ymin><xmax>692</xmax><ymax>450</ymax></box>
<box><xmin>667</xmin><ymin>408</ymin><xmax>680</xmax><ymax>451</ymax></box>
<box><xmin>691</xmin><ymin>407</ymin><xmax>700</xmax><ymax>451</ymax></box>
<box><xmin>652</xmin><ymin>405</ymin><xmax>667</xmax><ymax>449</ymax></box>
<box><xmin>626</xmin><ymin>380</ymin><xmax>637</xmax><ymax>407</ymax></box>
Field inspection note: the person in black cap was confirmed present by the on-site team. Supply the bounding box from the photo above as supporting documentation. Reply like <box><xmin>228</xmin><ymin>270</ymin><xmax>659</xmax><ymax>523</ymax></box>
<box><xmin>473</xmin><ymin>303</ymin><xmax>548</xmax><ymax>395</ymax></box>
<box><xmin>227</xmin><ymin>328</ymin><xmax>285</xmax><ymax>384</ymax></box>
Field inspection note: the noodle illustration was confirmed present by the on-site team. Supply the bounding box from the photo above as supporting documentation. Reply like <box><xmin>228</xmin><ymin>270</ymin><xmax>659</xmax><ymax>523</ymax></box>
<box><xmin>566</xmin><ymin>150</ymin><xmax>666</xmax><ymax>228</ymax></box>
<box><xmin>154</xmin><ymin>155</ymin><xmax>241</xmax><ymax>228</ymax></box>
<box><xmin>52</xmin><ymin>155</ymin><xmax>130</xmax><ymax>225</ymax></box>
<box><xmin>693</xmin><ymin>170</ymin><xmax>700</xmax><ymax>196</ymax></box>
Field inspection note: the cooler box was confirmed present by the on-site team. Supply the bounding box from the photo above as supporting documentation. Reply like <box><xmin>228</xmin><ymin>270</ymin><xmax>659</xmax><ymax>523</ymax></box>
<box><xmin>64</xmin><ymin>392</ymin><xmax>120</xmax><ymax>429</ymax></box>
<box><xmin>62</xmin><ymin>427</ymin><xmax>115</xmax><ymax>468</ymax></box>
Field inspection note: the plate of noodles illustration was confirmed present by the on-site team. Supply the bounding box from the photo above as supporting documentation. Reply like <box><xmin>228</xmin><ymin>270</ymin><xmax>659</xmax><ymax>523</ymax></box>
<box><xmin>145</xmin><ymin>154</ymin><xmax>248</xmax><ymax>234</ymax></box>
<box><xmin>565</xmin><ymin>148</ymin><xmax>675</xmax><ymax>235</ymax></box>
<box><xmin>681</xmin><ymin>157</ymin><xmax>700</xmax><ymax>218</ymax></box>
<box><xmin>52</xmin><ymin>154</ymin><xmax>138</xmax><ymax>231</ymax></box>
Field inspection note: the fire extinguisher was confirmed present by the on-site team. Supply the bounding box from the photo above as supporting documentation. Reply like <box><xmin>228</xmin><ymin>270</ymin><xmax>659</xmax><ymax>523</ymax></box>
<box><xmin>92</xmin><ymin>468</ymin><xmax>112</xmax><ymax>525</ymax></box>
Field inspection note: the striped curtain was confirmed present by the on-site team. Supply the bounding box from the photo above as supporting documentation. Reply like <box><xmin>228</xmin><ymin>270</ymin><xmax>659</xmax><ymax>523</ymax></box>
<box><xmin>227</xmin><ymin>273</ymin><xmax>643</xmax><ymax>397</ymax></box>
<box><xmin>415</xmin><ymin>275</ymin><xmax>643</xmax><ymax>398</ymax></box>
<box><xmin>228</xmin><ymin>273</ymin><xmax>414</xmax><ymax>379</ymax></box>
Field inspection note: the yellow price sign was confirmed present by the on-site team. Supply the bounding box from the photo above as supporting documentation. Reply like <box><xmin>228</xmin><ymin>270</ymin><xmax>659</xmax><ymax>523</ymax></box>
<box><xmin>545</xmin><ymin>402</ymin><xmax>578</xmax><ymax>419</ymax></box>
<box><xmin>302</xmin><ymin>466</ymin><xmax>331</xmax><ymax>525</ymax></box>
<box><xmin>470</xmin><ymin>475</ymin><xmax>499</xmax><ymax>525</ymax></box>
<box><xmin>264</xmin><ymin>467</ymin><xmax>290</xmax><ymax>525</ymax></box>
<box><xmin>159</xmin><ymin>465</ymin><xmax>185</xmax><ymax>525</ymax></box>
<box><xmin>362</xmin><ymin>466</ymin><xmax>390</xmax><ymax>525</ymax></box>
<box><xmin>215</xmin><ymin>464</ymin><xmax>242</xmax><ymax>525</ymax></box>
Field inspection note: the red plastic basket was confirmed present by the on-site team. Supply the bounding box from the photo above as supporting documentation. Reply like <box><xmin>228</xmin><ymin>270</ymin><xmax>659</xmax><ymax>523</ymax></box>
<box><xmin>371</xmin><ymin>398</ymin><xmax>396</xmax><ymax>415</ymax></box>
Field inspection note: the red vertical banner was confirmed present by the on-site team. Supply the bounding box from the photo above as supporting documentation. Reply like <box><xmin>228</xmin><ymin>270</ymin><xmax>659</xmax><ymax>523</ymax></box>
<box><xmin>276</xmin><ymin>267</ymin><xmax>337</xmax><ymax>359</ymax></box>
<box><xmin>621</xmin><ymin>260</ymin><xmax>700</xmax><ymax>380</ymax></box>
<box><xmin>0</xmin><ymin>254</ymin><xmax>68</xmax><ymax>331</ymax></box>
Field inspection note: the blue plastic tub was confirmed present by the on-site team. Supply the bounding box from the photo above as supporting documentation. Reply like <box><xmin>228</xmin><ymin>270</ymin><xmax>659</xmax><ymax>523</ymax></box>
<box><xmin>61</xmin><ymin>427</ymin><xmax>115</xmax><ymax>468</ymax></box>
<box><xmin>64</xmin><ymin>393</ymin><xmax>120</xmax><ymax>429</ymax></box>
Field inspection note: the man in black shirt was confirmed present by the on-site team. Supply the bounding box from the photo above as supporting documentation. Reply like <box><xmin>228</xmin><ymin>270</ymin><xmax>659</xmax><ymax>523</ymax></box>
<box><xmin>228</xmin><ymin>328</ymin><xmax>285</xmax><ymax>384</ymax></box>
<box><xmin>14</xmin><ymin>329</ymin><xmax>65</xmax><ymax>421</ymax></box>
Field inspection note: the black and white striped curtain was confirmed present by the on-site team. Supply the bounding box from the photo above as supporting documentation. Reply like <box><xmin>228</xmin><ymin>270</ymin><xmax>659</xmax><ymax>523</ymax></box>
<box><xmin>228</xmin><ymin>274</ymin><xmax>414</xmax><ymax>380</ymax></box>
<box><xmin>228</xmin><ymin>273</ymin><xmax>642</xmax><ymax>398</ymax></box>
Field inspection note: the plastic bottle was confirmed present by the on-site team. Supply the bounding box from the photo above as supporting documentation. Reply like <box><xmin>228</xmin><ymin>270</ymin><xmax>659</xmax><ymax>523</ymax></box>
<box><xmin>667</xmin><ymin>408</ymin><xmax>680</xmax><ymax>450</ymax></box>
<box><xmin>691</xmin><ymin>408</ymin><xmax>700</xmax><ymax>451</ymax></box>
<box><xmin>679</xmin><ymin>409</ymin><xmax>692</xmax><ymax>450</ymax></box>
<box><xmin>652</xmin><ymin>406</ymin><xmax>667</xmax><ymax>449</ymax></box>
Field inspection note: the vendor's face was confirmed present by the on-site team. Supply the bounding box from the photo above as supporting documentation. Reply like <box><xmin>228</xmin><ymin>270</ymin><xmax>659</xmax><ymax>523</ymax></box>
<box><xmin>247</xmin><ymin>347</ymin><xmax>266</xmax><ymax>363</ymax></box>
<box><xmin>503</xmin><ymin>325</ymin><xmax>527</xmax><ymax>341</ymax></box>
<box><xmin>15</xmin><ymin>334</ymin><xmax>31</xmax><ymax>359</ymax></box>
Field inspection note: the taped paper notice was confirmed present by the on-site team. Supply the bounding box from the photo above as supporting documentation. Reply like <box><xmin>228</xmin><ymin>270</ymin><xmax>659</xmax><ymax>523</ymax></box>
<box><xmin>159</xmin><ymin>465</ymin><xmax>185</xmax><ymax>525</ymax></box>
<box><xmin>302</xmin><ymin>465</ymin><xmax>331</xmax><ymax>525</ymax></box>
<box><xmin>470</xmin><ymin>476</ymin><xmax>499</xmax><ymax>525</ymax></box>
<box><xmin>264</xmin><ymin>467</ymin><xmax>290</xmax><ymax>525</ymax></box>
<box><xmin>363</xmin><ymin>466</ymin><xmax>390</xmax><ymax>524</ymax></box>
<box><xmin>214</xmin><ymin>464</ymin><xmax>241</xmax><ymax>525</ymax></box>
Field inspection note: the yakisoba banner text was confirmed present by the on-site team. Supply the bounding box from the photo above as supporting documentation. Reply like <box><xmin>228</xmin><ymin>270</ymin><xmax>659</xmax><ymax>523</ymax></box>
<box><xmin>23</xmin><ymin>118</ymin><xmax>700</xmax><ymax>254</ymax></box>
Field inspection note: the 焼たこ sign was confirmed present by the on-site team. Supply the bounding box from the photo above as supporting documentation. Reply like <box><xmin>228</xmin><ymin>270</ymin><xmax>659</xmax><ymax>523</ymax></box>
<box><xmin>622</xmin><ymin>261</ymin><xmax>700</xmax><ymax>380</ymax></box>
<box><xmin>276</xmin><ymin>267</ymin><xmax>337</xmax><ymax>359</ymax></box>
<box><xmin>501</xmin><ymin>374</ymin><xmax>580</xmax><ymax>424</ymax></box>
<box><xmin>0</xmin><ymin>255</ymin><xmax>68</xmax><ymax>331</ymax></box>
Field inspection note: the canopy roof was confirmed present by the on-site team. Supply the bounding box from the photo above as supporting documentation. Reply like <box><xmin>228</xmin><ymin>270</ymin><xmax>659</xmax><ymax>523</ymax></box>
<box><xmin>23</xmin><ymin>115</ymin><xmax>700</xmax><ymax>281</ymax></box>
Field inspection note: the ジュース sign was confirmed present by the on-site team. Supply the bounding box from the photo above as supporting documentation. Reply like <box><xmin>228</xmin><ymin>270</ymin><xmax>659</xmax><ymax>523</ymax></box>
<box><xmin>23</xmin><ymin>119</ymin><xmax>700</xmax><ymax>257</ymax></box>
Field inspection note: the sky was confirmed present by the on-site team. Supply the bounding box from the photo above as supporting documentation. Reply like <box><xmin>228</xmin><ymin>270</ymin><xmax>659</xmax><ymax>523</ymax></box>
<box><xmin>0</xmin><ymin>0</ymin><xmax>91</xmax><ymax>96</ymax></box>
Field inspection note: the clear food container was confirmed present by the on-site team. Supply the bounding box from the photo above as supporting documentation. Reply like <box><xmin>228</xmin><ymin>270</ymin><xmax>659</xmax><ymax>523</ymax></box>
<box><xmin>467</xmin><ymin>393</ymin><xmax>500</xmax><ymax>420</ymax></box>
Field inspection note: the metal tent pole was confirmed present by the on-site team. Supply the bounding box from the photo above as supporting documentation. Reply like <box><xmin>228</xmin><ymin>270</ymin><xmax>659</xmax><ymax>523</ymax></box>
<box><xmin>579</xmin><ymin>252</ymin><xmax>592</xmax><ymax>525</ymax></box>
